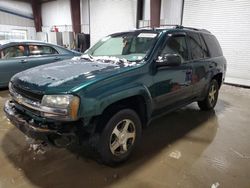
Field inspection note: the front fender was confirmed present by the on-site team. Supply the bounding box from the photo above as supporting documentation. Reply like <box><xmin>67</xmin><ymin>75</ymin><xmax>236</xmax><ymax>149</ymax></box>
<box><xmin>80</xmin><ymin>84</ymin><xmax>153</xmax><ymax>126</ymax></box>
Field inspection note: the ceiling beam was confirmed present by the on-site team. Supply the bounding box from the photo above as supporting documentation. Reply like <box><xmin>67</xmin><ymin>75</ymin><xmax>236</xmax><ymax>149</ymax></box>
<box><xmin>136</xmin><ymin>0</ymin><xmax>144</xmax><ymax>28</ymax></box>
<box><xmin>30</xmin><ymin>0</ymin><xmax>42</xmax><ymax>32</ymax></box>
<box><xmin>0</xmin><ymin>6</ymin><xmax>33</xmax><ymax>20</ymax></box>
<box><xmin>150</xmin><ymin>0</ymin><xmax>161</xmax><ymax>27</ymax></box>
<box><xmin>70</xmin><ymin>0</ymin><xmax>81</xmax><ymax>34</ymax></box>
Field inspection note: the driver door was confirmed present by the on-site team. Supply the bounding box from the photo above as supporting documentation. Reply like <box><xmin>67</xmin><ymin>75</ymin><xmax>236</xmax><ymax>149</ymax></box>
<box><xmin>152</xmin><ymin>33</ymin><xmax>194</xmax><ymax>112</ymax></box>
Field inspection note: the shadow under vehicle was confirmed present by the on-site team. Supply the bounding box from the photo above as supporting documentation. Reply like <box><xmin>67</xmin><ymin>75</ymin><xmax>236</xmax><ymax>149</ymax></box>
<box><xmin>1</xmin><ymin>104</ymin><xmax>219</xmax><ymax>188</ymax></box>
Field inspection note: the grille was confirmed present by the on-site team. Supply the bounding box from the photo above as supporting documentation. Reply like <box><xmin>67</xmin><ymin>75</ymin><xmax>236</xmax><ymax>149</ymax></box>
<box><xmin>12</xmin><ymin>84</ymin><xmax>44</xmax><ymax>102</ymax></box>
<box><xmin>14</xmin><ymin>101</ymin><xmax>41</xmax><ymax>117</ymax></box>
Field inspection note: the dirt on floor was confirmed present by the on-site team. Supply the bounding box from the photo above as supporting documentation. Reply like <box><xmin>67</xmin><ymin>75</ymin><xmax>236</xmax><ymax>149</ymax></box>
<box><xmin>0</xmin><ymin>85</ymin><xmax>250</xmax><ymax>188</ymax></box>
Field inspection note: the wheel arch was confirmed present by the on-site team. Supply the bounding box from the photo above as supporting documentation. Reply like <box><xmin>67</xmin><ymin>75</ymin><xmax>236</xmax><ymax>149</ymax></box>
<box><xmin>212</xmin><ymin>72</ymin><xmax>223</xmax><ymax>88</ymax></box>
<box><xmin>94</xmin><ymin>91</ymin><xmax>152</xmax><ymax>133</ymax></box>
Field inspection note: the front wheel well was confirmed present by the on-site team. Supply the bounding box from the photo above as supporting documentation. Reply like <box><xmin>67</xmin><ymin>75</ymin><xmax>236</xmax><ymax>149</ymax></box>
<box><xmin>212</xmin><ymin>73</ymin><xmax>223</xmax><ymax>88</ymax></box>
<box><xmin>94</xmin><ymin>95</ymin><xmax>148</xmax><ymax>133</ymax></box>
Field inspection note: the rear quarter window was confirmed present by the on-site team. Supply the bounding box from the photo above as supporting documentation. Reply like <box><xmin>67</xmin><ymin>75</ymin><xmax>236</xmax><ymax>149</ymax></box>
<box><xmin>202</xmin><ymin>34</ymin><xmax>223</xmax><ymax>57</ymax></box>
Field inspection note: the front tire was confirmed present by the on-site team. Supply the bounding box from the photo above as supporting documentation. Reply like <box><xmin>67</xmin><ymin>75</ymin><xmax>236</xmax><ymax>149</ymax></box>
<box><xmin>97</xmin><ymin>109</ymin><xmax>142</xmax><ymax>165</ymax></box>
<box><xmin>198</xmin><ymin>79</ymin><xmax>219</xmax><ymax>110</ymax></box>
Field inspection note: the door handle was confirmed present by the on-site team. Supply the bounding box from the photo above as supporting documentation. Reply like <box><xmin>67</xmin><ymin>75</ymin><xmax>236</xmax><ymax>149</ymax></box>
<box><xmin>20</xmin><ymin>59</ymin><xmax>27</xmax><ymax>63</ymax></box>
<box><xmin>54</xmin><ymin>57</ymin><xmax>61</xmax><ymax>60</ymax></box>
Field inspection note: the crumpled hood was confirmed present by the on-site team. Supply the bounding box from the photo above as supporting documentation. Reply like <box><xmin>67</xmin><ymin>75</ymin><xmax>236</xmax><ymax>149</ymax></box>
<box><xmin>11</xmin><ymin>59</ymin><xmax>135</xmax><ymax>94</ymax></box>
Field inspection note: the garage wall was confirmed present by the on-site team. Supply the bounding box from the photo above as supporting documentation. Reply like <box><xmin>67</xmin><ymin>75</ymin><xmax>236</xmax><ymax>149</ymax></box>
<box><xmin>183</xmin><ymin>0</ymin><xmax>250</xmax><ymax>86</ymax></box>
<box><xmin>0</xmin><ymin>0</ymin><xmax>33</xmax><ymax>18</ymax></box>
<box><xmin>41</xmin><ymin>0</ymin><xmax>137</xmax><ymax>45</ymax></box>
<box><xmin>0</xmin><ymin>0</ymin><xmax>35</xmax><ymax>40</ymax></box>
<box><xmin>89</xmin><ymin>0</ymin><xmax>137</xmax><ymax>45</ymax></box>
<box><xmin>0</xmin><ymin>24</ymin><xmax>36</xmax><ymax>40</ymax></box>
<box><xmin>41</xmin><ymin>0</ymin><xmax>73</xmax><ymax>32</ymax></box>
<box><xmin>160</xmin><ymin>0</ymin><xmax>182</xmax><ymax>25</ymax></box>
<box><xmin>143</xmin><ymin>0</ymin><xmax>150</xmax><ymax>20</ymax></box>
<box><xmin>81</xmin><ymin>0</ymin><xmax>90</xmax><ymax>34</ymax></box>
<box><xmin>140</xmin><ymin>0</ymin><xmax>182</xmax><ymax>28</ymax></box>
<box><xmin>0</xmin><ymin>11</ymin><xmax>34</xmax><ymax>27</ymax></box>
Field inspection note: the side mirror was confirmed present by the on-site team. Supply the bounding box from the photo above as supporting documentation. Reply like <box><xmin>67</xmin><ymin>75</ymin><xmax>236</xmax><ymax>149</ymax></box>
<box><xmin>156</xmin><ymin>54</ymin><xmax>182</xmax><ymax>67</ymax></box>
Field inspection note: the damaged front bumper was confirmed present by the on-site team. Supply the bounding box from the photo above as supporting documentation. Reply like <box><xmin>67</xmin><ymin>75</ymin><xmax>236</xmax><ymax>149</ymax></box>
<box><xmin>4</xmin><ymin>100</ymin><xmax>77</xmax><ymax>146</ymax></box>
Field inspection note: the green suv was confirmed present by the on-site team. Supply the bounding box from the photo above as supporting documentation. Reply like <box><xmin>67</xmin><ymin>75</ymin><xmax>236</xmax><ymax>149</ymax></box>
<box><xmin>4</xmin><ymin>26</ymin><xmax>227</xmax><ymax>165</ymax></box>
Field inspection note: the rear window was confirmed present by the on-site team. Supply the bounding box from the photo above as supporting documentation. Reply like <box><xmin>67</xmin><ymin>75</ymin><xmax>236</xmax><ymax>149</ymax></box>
<box><xmin>28</xmin><ymin>45</ymin><xmax>58</xmax><ymax>56</ymax></box>
<box><xmin>202</xmin><ymin>34</ymin><xmax>223</xmax><ymax>57</ymax></box>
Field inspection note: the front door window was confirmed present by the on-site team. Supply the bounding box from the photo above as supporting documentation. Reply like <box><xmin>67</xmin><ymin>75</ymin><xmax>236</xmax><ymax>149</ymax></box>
<box><xmin>159</xmin><ymin>35</ymin><xmax>189</xmax><ymax>62</ymax></box>
<box><xmin>0</xmin><ymin>45</ymin><xmax>27</xmax><ymax>60</ymax></box>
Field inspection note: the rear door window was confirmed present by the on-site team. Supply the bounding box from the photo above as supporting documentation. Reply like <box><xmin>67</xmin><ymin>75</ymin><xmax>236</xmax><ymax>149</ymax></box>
<box><xmin>28</xmin><ymin>45</ymin><xmax>58</xmax><ymax>56</ymax></box>
<box><xmin>199</xmin><ymin>34</ymin><xmax>209</xmax><ymax>58</ymax></box>
<box><xmin>188</xmin><ymin>32</ymin><xmax>204</xmax><ymax>60</ymax></box>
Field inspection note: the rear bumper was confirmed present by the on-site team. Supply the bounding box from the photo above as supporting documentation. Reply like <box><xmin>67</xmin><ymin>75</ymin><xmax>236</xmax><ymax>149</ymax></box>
<box><xmin>4</xmin><ymin>100</ymin><xmax>74</xmax><ymax>142</ymax></box>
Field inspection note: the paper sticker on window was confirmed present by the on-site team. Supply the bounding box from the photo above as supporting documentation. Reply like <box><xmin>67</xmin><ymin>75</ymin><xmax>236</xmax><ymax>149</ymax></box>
<box><xmin>138</xmin><ymin>33</ymin><xmax>157</xmax><ymax>38</ymax></box>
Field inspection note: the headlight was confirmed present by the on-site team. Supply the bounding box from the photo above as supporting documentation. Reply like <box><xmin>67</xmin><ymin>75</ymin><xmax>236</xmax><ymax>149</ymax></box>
<box><xmin>42</xmin><ymin>95</ymin><xmax>74</xmax><ymax>108</ymax></box>
<box><xmin>41</xmin><ymin>95</ymin><xmax>80</xmax><ymax>120</ymax></box>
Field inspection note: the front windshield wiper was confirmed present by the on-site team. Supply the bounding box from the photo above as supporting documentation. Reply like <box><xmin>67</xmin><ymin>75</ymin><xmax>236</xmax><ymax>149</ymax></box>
<box><xmin>80</xmin><ymin>53</ymin><xmax>93</xmax><ymax>61</ymax></box>
<box><xmin>95</xmin><ymin>56</ymin><xmax>127</xmax><ymax>64</ymax></box>
<box><xmin>80</xmin><ymin>54</ymin><xmax>137</xmax><ymax>67</ymax></box>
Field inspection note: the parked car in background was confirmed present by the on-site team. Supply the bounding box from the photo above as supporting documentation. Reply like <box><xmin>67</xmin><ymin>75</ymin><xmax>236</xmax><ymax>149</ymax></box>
<box><xmin>0</xmin><ymin>40</ymin><xmax>82</xmax><ymax>88</ymax></box>
<box><xmin>4</xmin><ymin>26</ymin><xmax>226</xmax><ymax>165</ymax></box>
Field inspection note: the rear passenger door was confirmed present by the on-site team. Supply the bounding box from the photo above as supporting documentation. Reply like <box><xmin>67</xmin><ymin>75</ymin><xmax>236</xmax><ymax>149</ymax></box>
<box><xmin>26</xmin><ymin>44</ymin><xmax>62</xmax><ymax>69</ymax></box>
<box><xmin>186</xmin><ymin>32</ymin><xmax>210</xmax><ymax>96</ymax></box>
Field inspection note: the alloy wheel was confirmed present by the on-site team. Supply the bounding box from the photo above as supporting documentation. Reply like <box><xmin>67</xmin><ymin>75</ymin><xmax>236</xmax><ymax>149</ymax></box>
<box><xmin>109</xmin><ymin>119</ymin><xmax>136</xmax><ymax>156</ymax></box>
<box><xmin>208</xmin><ymin>84</ymin><xmax>217</xmax><ymax>105</ymax></box>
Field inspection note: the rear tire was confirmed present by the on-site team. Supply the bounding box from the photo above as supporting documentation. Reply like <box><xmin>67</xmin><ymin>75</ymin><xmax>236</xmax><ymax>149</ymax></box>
<box><xmin>97</xmin><ymin>109</ymin><xmax>142</xmax><ymax>166</ymax></box>
<box><xmin>198</xmin><ymin>79</ymin><xmax>219</xmax><ymax>111</ymax></box>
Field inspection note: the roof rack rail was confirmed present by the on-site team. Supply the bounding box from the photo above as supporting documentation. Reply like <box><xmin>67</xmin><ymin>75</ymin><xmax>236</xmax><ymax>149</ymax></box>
<box><xmin>148</xmin><ymin>24</ymin><xmax>211</xmax><ymax>33</ymax></box>
<box><xmin>159</xmin><ymin>24</ymin><xmax>181</xmax><ymax>27</ymax></box>
<box><xmin>179</xmin><ymin>26</ymin><xmax>199</xmax><ymax>30</ymax></box>
<box><xmin>158</xmin><ymin>25</ymin><xmax>199</xmax><ymax>30</ymax></box>
<box><xmin>177</xmin><ymin>25</ymin><xmax>211</xmax><ymax>33</ymax></box>
<box><xmin>200</xmin><ymin>29</ymin><xmax>211</xmax><ymax>33</ymax></box>
<box><xmin>178</xmin><ymin>26</ymin><xmax>211</xmax><ymax>33</ymax></box>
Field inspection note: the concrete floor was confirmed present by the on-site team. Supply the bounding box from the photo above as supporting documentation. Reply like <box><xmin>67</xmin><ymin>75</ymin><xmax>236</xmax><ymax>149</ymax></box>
<box><xmin>0</xmin><ymin>85</ymin><xmax>250</xmax><ymax>188</ymax></box>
